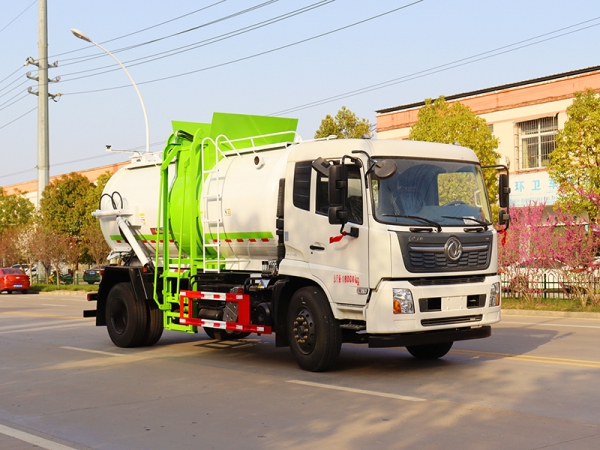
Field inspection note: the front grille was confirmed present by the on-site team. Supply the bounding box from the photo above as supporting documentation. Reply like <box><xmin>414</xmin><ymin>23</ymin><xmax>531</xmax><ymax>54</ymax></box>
<box><xmin>421</xmin><ymin>314</ymin><xmax>483</xmax><ymax>327</ymax></box>
<box><xmin>397</xmin><ymin>232</ymin><xmax>493</xmax><ymax>273</ymax></box>
<box><xmin>410</xmin><ymin>276</ymin><xmax>485</xmax><ymax>286</ymax></box>
<box><xmin>409</xmin><ymin>245</ymin><xmax>489</xmax><ymax>269</ymax></box>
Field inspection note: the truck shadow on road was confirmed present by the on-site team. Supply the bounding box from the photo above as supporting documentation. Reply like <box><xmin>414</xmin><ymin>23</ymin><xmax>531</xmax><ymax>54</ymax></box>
<box><xmin>152</xmin><ymin>324</ymin><xmax>564</xmax><ymax>374</ymax></box>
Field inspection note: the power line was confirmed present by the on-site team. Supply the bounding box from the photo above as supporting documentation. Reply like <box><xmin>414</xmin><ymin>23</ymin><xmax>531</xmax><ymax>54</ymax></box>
<box><xmin>63</xmin><ymin>1</ymin><xmax>423</xmax><ymax>95</ymax></box>
<box><xmin>0</xmin><ymin>66</ymin><xmax>26</xmax><ymax>88</ymax></box>
<box><xmin>57</xmin><ymin>0</ymin><xmax>279</xmax><ymax>66</ymax></box>
<box><xmin>0</xmin><ymin>166</ymin><xmax>35</xmax><ymax>181</ymax></box>
<box><xmin>0</xmin><ymin>141</ymin><xmax>165</xmax><ymax>181</ymax></box>
<box><xmin>92</xmin><ymin>1</ymin><xmax>229</xmax><ymax>46</ymax></box>
<box><xmin>0</xmin><ymin>0</ymin><xmax>36</xmax><ymax>35</ymax></box>
<box><xmin>58</xmin><ymin>0</ymin><xmax>334</xmax><ymax>81</ymax></box>
<box><xmin>0</xmin><ymin>106</ymin><xmax>35</xmax><ymax>131</ymax></box>
<box><xmin>0</xmin><ymin>92</ymin><xmax>29</xmax><ymax>111</ymax></box>
<box><xmin>271</xmin><ymin>16</ymin><xmax>600</xmax><ymax>116</ymax></box>
<box><xmin>0</xmin><ymin>79</ymin><xmax>29</xmax><ymax>100</ymax></box>
<box><xmin>48</xmin><ymin>0</ymin><xmax>229</xmax><ymax>61</ymax></box>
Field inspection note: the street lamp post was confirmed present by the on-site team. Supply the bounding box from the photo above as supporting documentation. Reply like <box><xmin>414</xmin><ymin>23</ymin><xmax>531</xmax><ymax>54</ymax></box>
<box><xmin>71</xmin><ymin>29</ymin><xmax>150</xmax><ymax>153</ymax></box>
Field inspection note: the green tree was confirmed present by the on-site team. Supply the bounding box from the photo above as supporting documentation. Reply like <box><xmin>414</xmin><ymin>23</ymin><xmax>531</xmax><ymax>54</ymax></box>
<box><xmin>409</xmin><ymin>96</ymin><xmax>501</xmax><ymax>209</ymax></box>
<box><xmin>40</xmin><ymin>172</ymin><xmax>95</xmax><ymax>270</ymax></box>
<box><xmin>548</xmin><ymin>89</ymin><xmax>600</xmax><ymax>219</ymax></box>
<box><xmin>81</xmin><ymin>222</ymin><xmax>111</xmax><ymax>267</ymax></box>
<box><xmin>40</xmin><ymin>172</ymin><xmax>93</xmax><ymax>237</ymax></box>
<box><xmin>80</xmin><ymin>171</ymin><xmax>112</xmax><ymax>264</ymax></box>
<box><xmin>314</xmin><ymin>106</ymin><xmax>373</xmax><ymax>139</ymax></box>
<box><xmin>0</xmin><ymin>188</ymin><xmax>34</xmax><ymax>235</ymax></box>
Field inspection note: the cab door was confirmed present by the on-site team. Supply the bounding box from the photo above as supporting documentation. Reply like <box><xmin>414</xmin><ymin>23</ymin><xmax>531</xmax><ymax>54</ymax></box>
<box><xmin>308</xmin><ymin>164</ymin><xmax>369</xmax><ymax>306</ymax></box>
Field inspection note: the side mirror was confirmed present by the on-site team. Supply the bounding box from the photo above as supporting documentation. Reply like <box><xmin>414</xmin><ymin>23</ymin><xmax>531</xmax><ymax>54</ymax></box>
<box><xmin>328</xmin><ymin>164</ymin><xmax>348</xmax><ymax>225</ymax></box>
<box><xmin>328</xmin><ymin>206</ymin><xmax>348</xmax><ymax>225</ymax></box>
<box><xmin>329</xmin><ymin>164</ymin><xmax>348</xmax><ymax>207</ymax></box>
<box><xmin>373</xmin><ymin>159</ymin><xmax>397</xmax><ymax>179</ymax></box>
<box><xmin>499</xmin><ymin>208</ymin><xmax>510</xmax><ymax>226</ymax></box>
<box><xmin>499</xmin><ymin>173</ymin><xmax>510</xmax><ymax>208</ymax></box>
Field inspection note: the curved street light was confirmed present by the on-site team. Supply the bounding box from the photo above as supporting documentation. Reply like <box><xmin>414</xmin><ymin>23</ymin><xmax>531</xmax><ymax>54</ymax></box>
<box><xmin>71</xmin><ymin>28</ymin><xmax>150</xmax><ymax>153</ymax></box>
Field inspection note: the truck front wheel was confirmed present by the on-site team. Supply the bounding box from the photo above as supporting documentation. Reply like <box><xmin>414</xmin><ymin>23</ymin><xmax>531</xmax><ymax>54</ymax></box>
<box><xmin>406</xmin><ymin>342</ymin><xmax>453</xmax><ymax>360</ymax></box>
<box><xmin>287</xmin><ymin>287</ymin><xmax>342</xmax><ymax>372</ymax></box>
<box><xmin>105</xmin><ymin>282</ymin><xmax>148</xmax><ymax>347</ymax></box>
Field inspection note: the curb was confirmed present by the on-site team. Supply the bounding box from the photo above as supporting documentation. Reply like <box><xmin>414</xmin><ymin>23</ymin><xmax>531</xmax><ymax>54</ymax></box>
<box><xmin>34</xmin><ymin>290</ymin><xmax>90</xmax><ymax>297</ymax></box>
<box><xmin>502</xmin><ymin>309</ymin><xmax>600</xmax><ymax>319</ymax></box>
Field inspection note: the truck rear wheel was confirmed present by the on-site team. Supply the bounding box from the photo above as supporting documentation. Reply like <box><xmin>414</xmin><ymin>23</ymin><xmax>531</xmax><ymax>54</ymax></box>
<box><xmin>105</xmin><ymin>282</ymin><xmax>148</xmax><ymax>347</ymax></box>
<box><xmin>406</xmin><ymin>342</ymin><xmax>453</xmax><ymax>360</ymax></box>
<box><xmin>141</xmin><ymin>299</ymin><xmax>164</xmax><ymax>346</ymax></box>
<box><xmin>287</xmin><ymin>287</ymin><xmax>342</xmax><ymax>372</ymax></box>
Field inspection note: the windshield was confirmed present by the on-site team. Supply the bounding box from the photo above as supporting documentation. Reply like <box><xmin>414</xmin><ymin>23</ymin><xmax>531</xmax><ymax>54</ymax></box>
<box><xmin>371</xmin><ymin>158</ymin><xmax>492</xmax><ymax>227</ymax></box>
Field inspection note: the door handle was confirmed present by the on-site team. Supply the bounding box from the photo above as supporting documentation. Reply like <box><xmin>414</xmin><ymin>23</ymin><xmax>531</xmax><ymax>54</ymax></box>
<box><xmin>310</xmin><ymin>245</ymin><xmax>325</xmax><ymax>251</ymax></box>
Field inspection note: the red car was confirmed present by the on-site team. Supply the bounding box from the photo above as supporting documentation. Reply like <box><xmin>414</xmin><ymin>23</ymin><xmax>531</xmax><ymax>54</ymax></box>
<box><xmin>0</xmin><ymin>268</ymin><xmax>30</xmax><ymax>294</ymax></box>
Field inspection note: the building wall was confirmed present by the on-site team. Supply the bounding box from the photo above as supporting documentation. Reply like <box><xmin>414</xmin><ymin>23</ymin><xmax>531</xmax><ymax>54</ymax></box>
<box><xmin>2</xmin><ymin>161</ymin><xmax>128</xmax><ymax>205</ymax></box>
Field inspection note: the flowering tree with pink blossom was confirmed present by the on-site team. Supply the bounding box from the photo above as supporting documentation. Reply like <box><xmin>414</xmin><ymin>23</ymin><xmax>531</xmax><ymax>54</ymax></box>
<box><xmin>500</xmin><ymin>198</ymin><xmax>600</xmax><ymax>305</ymax></box>
<box><xmin>499</xmin><ymin>202</ymin><xmax>557</xmax><ymax>301</ymax></box>
<box><xmin>551</xmin><ymin>190</ymin><xmax>600</xmax><ymax>306</ymax></box>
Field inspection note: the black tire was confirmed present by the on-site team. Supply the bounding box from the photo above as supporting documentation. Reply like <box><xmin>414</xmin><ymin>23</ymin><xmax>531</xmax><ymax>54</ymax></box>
<box><xmin>406</xmin><ymin>342</ymin><xmax>453</xmax><ymax>360</ymax></box>
<box><xmin>141</xmin><ymin>299</ymin><xmax>164</xmax><ymax>346</ymax></box>
<box><xmin>204</xmin><ymin>327</ymin><xmax>251</xmax><ymax>340</ymax></box>
<box><xmin>105</xmin><ymin>282</ymin><xmax>148</xmax><ymax>348</ymax></box>
<box><xmin>287</xmin><ymin>286</ymin><xmax>342</xmax><ymax>372</ymax></box>
<box><xmin>6</xmin><ymin>291</ymin><xmax>12</xmax><ymax>295</ymax></box>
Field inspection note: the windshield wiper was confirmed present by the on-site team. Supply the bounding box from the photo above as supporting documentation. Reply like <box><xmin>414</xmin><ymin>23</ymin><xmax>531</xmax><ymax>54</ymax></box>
<box><xmin>442</xmin><ymin>215</ymin><xmax>491</xmax><ymax>230</ymax></box>
<box><xmin>382</xmin><ymin>214</ymin><xmax>442</xmax><ymax>233</ymax></box>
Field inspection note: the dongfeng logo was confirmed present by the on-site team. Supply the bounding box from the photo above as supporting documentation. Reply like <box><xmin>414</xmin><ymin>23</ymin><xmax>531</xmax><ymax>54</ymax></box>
<box><xmin>444</xmin><ymin>237</ymin><xmax>463</xmax><ymax>261</ymax></box>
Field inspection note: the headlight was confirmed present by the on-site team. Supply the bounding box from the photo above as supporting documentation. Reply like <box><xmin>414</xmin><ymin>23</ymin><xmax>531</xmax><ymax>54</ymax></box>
<box><xmin>392</xmin><ymin>288</ymin><xmax>415</xmax><ymax>314</ymax></box>
<box><xmin>489</xmin><ymin>282</ymin><xmax>501</xmax><ymax>307</ymax></box>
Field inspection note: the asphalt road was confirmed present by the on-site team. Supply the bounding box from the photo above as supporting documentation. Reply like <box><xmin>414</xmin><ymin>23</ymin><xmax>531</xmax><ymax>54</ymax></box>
<box><xmin>1</xmin><ymin>292</ymin><xmax>599</xmax><ymax>450</ymax></box>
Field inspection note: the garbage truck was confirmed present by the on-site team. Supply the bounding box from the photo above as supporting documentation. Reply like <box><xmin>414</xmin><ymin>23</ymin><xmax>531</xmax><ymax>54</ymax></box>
<box><xmin>86</xmin><ymin>112</ymin><xmax>510</xmax><ymax>372</ymax></box>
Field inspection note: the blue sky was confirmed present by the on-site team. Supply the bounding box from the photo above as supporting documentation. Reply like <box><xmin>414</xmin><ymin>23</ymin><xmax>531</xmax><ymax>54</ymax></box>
<box><xmin>1</xmin><ymin>0</ymin><xmax>599</xmax><ymax>187</ymax></box>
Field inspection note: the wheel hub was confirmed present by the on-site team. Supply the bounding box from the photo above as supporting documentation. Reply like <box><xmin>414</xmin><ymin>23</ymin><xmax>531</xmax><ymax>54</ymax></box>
<box><xmin>110</xmin><ymin>300</ymin><xmax>128</xmax><ymax>335</ymax></box>
<box><xmin>293</xmin><ymin>308</ymin><xmax>315</xmax><ymax>354</ymax></box>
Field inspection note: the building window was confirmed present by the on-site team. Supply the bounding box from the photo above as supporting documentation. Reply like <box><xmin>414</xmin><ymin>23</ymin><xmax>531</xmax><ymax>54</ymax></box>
<box><xmin>518</xmin><ymin>116</ymin><xmax>558</xmax><ymax>169</ymax></box>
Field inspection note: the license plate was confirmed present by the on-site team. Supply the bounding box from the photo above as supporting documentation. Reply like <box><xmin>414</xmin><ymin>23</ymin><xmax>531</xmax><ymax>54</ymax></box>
<box><xmin>14</xmin><ymin>284</ymin><xmax>22</xmax><ymax>288</ymax></box>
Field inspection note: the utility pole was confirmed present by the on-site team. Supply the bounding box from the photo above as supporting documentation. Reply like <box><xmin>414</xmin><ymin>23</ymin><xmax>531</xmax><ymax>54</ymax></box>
<box><xmin>25</xmin><ymin>0</ymin><xmax>61</xmax><ymax>208</ymax></box>
<box><xmin>37</xmin><ymin>0</ymin><xmax>48</xmax><ymax>209</ymax></box>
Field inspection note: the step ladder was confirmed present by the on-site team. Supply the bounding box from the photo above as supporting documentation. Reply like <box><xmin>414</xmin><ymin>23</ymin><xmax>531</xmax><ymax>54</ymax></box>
<box><xmin>200</xmin><ymin>136</ymin><xmax>226</xmax><ymax>273</ymax></box>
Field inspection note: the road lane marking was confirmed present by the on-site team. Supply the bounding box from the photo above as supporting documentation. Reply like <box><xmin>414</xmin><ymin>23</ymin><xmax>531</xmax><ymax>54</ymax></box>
<box><xmin>0</xmin><ymin>311</ymin><xmax>84</xmax><ymax>320</ymax></box>
<box><xmin>450</xmin><ymin>349</ymin><xmax>600</xmax><ymax>368</ymax></box>
<box><xmin>286</xmin><ymin>380</ymin><xmax>425</xmax><ymax>402</ymax></box>
<box><xmin>61</xmin><ymin>346</ymin><xmax>127</xmax><ymax>357</ymax></box>
<box><xmin>0</xmin><ymin>323</ymin><xmax>88</xmax><ymax>334</ymax></box>
<box><xmin>501</xmin><ymin>321</ymin><xmax>600</xmax><ymax>330</ymax></box>
<box><xmin>0</xmin><ymin>424</ymin><xmax>76</xmax><ymax>450</ymax></box>
<box><xmin>0</xmin><ymin>320</ymin><xmax>79</xmax><ymax>331</ymax></box>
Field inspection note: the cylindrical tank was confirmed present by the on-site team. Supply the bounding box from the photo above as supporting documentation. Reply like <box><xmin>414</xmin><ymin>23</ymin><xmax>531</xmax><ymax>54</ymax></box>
<box><xmin>169</xmin><ymin>144</ymin><xmax>292</xmax><ymax>261</ymax></box>
<box><xmin>97</xmin><ymin>145</ymin><xmax>292</xmax><ymax>264</ymax></box>
<box><xmin>96</xmin><ymin>152</ymin><xmax>178</xmax><ymax>260</ymax></box>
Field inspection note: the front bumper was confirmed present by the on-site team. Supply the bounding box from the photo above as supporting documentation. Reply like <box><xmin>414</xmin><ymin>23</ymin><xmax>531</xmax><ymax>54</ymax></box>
<box><xmin>366</xmin><ymin>276</ymin><xmax>501</xmax><ymax>334</ymax></box>
<box><xmin>369</xmin><ymin>325</ymin><xmax>491</xmax><ymax>348</ymax></box>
